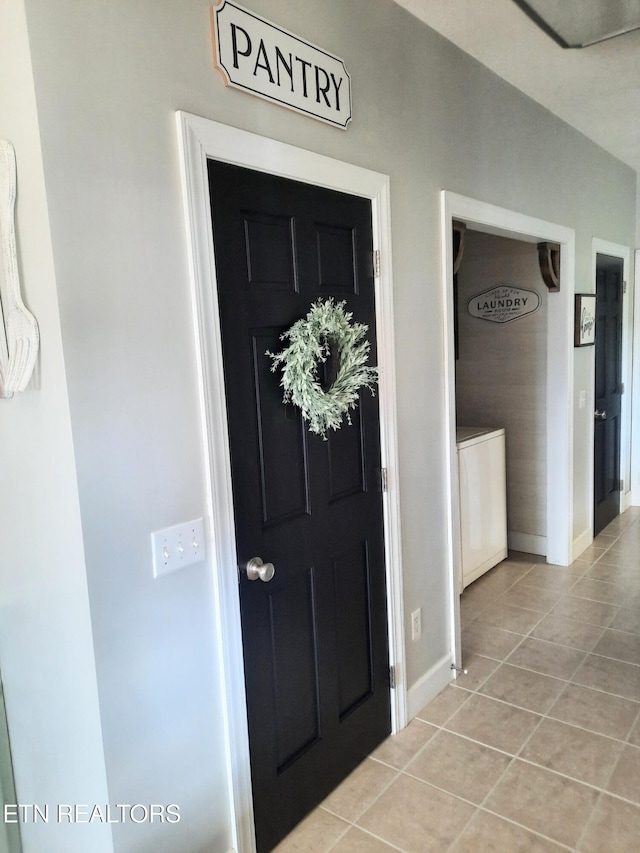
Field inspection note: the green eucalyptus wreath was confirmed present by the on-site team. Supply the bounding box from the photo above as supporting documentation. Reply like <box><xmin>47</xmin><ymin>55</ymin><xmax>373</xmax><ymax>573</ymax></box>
<box><xmin>267</xmin><ymin>299</ymin><xmax>378</xmax><ymax>439</ymax></box>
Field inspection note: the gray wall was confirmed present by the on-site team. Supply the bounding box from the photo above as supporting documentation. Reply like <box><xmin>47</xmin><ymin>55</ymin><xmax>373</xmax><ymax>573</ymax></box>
<box><xmin>3</xmin><ymin>0</ymin><xmax>637</xmax><ymax>850</ymax></box>
<box><xmin>0</xmin><ymin>3</ymin><xmax>112</xmax><ymax>852</ymax></box>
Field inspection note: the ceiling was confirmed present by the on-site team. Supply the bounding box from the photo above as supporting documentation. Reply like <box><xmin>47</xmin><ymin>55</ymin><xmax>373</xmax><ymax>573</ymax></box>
<box><xmin>392</xmin><ymin>0</ymin><xmax>640</xmax><ymax>176</ymax></box>
<box><xmin>511</xmin><ymin>0</ymin><xmax>640</xmax><ymax>48</ymax></box>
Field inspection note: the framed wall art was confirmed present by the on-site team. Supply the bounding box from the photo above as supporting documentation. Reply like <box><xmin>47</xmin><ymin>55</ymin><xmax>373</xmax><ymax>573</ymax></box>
<box><xmin>0</xmin><ymin>140</ymin><xmax>40</xmax><ymax>396</ymax></box>
<box><xmin>574</xmin><ymin>293</ymin><xmax>596</xmax><ymax>347</ymax></box>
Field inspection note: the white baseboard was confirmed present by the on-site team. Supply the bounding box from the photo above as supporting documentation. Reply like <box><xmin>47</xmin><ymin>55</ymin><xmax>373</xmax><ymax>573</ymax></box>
<box><xmin>572</xmin><ymin>527</ymin><xmax>593</xmax><ymax>560</ymax></box>
<box><xmin>406</xmin><ymin>652</ymin><xmax>454</xmax><ymax>721</ymax></box>
<box><xmin>622</xmin><ymin>490</ymin><xmax>633</xmax><ymax>512</ymax></box>
<box><xmin>507</xmin><ymin>531</ymin><xmax>547</xmax><ymax>556</ymax></box>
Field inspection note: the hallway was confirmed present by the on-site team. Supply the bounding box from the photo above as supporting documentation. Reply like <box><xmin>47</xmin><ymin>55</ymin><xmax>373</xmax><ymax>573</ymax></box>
<box><xmin>275</xmin><ymin>507</ymin><xmax>640</xmax><ymax>851</ymax></box>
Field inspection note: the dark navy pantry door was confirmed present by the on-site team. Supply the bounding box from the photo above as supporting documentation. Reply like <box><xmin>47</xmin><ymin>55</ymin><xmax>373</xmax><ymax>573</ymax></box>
<box><xmin>593</xmin><ymin>253</ymin><xmax>623</xmax><ymax>536</ymax></box>
<box><xmin>207</xmin><ymin>160</ymin><xmax>391</xmax><ymax>853</ymax></box>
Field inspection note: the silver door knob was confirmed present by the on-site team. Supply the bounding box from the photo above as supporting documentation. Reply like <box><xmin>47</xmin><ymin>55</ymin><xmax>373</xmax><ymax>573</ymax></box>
<box><xmin>244</xmin><ymin>557</ymin><xmax>275</xmax><ymax>582</ymax></box>
<box><xmin>595</xmin><ymin>410</ymin><xmax>607</xmax><ymax>420</ymax></box>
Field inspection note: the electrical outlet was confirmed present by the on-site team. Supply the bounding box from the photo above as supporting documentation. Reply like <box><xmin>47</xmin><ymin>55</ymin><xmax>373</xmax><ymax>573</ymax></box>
<box><xmin>411</xmin><ymin>608</ymin><xmax>421</xmax><ymax>642</ymax></box>
<box><xmin>151</xmin><ymin>518</ymin><xmax>205</xmax><ymax>578</ymax></box>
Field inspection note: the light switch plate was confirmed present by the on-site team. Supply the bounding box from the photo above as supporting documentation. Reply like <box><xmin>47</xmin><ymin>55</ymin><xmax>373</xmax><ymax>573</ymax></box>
<box><xmin>151</xmin><ymin>518</ymin><xmax>205</xmax><ymax>578</ymax></box>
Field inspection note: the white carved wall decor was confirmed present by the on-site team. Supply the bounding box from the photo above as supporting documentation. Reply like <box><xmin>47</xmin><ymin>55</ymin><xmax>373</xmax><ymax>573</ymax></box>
<box><xmin>0</xmin><ymin>140</ymin><xmax>39</xmax><ymax>397</ymax></box>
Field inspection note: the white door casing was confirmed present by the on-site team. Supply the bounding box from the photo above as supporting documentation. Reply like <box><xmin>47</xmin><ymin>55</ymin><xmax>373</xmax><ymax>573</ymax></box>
<box><xmin>175</xmin><ymin>112</ymin><xmax>406</xmax><ymax>853</ymax></box>
<box><xmin>634</xmin><ymin>250</ymin><xmax>640</xmax><ymax>506</ymax></box>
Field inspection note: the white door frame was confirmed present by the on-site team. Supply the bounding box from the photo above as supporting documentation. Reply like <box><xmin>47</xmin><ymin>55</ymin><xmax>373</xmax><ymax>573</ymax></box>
<box><xmin>633</xmin><ymin>250</ymin><xmax>640</xmax><ymax>506</ymax></box>
<box><xmin>591</xmin><ymin>240</ymin><xmax>632</xmax><ymax>521</ymax></box>
<box><xmin>176</xmin><ymin>111</ymin><xmax>406</xmax><ymax>853</ymax></box>
<box><xmin>441</xmin><ymin>191</ymin><xmax>575</xmax><ymax>666</ymax></box>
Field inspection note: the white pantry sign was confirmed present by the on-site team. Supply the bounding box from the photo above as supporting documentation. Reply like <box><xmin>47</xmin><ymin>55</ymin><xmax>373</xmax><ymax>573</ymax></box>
<box><xmin>211</xmin><ymin>1</ymin><xmax>352</xmax><ymax>128</ymax></box>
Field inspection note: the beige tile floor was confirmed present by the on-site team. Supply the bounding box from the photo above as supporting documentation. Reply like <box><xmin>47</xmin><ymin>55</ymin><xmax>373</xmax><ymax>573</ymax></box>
<box><xmin>274</xmin><ymin>507</ymin><xmax>640</xmax><ymax>852</ymax></box>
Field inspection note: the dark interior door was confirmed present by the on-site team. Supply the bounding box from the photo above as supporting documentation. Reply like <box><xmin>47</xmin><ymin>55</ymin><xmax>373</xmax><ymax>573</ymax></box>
<box><xmin>208</xmin><ymin>160</ymin><xmax>391</xmax><ymax>852</ymax></box>
<box><xmin>593</xmin><ymin>253</ymin><xmax>623</xmax><ymax>536</ymax></box>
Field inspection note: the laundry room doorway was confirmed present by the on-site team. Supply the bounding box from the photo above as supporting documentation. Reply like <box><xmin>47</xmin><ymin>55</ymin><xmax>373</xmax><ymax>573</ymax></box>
<box><xmin>440</xmin><ymin>192</ymin><xmax>576</xmax><ymax>669</ymax></box>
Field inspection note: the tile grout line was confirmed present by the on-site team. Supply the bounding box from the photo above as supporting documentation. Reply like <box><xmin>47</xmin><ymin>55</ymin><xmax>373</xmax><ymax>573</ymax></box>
<box><xmin>404</xmin><ymin>722</ymin><xmax>640</xmax><ymax>824</ymax></box>
<box><xmin>322</xmin><ymin>812</ymin><xmax>407</xmax><ymax>853</ymax></box>
<box><xmin>277</xmin><ymin>516</ymin><xmax>640</xmax><ymax>852</ymax></box>
<box><xmin>321</xmin><ymin>761</ymin><xmax>403</xmax><ymax>832</ymax></box>
<box><xmin>331</xmin><ymin>518</ymin><xmax>640</xmax><ymax>852</ymax></box>
<box><xmin>470</xmin><ymin>526</ymin><xmax>640</xmax><ymax>847</ymax></box>
<box><xmin>466</xmin><ymin>807</ymin><xmax>574</xmax><ymax>852</ymax></box>
<box><xmin>623</xmin><ymin>700</ymin><xmax>640</xmax><ymax>747</ymax></box>
<box><xmin>408</xmin><ymin>648</ymin><xmax>566</xmax><ymax>852</ymax></box>
<box><xmin>453</xmin><ymin>533</ymin><xmax>637</xmax><ymax>849</ymax></box>
<box><xmin>453</xmin><ymin>658</ymin><xmax>621</xmax><ymax>844</ymax></box>
<box><xmin>444</xmin><ymin>683</ymin><xmax>640</xmax><ymax>751</ymax></box>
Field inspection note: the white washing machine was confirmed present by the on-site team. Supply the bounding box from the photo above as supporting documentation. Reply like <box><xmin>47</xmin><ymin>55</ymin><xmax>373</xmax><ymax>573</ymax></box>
<box><xmin>457</xmin><ymin>427</ymin><xmax>508</xmax><ymax>590</ymax></box>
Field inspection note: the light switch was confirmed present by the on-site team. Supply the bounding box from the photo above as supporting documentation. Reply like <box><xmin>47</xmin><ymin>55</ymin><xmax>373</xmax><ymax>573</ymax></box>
<box><xmin>151</xmin><ymin>518</ymin><xmax>205</xmax><ymax>578</ymax></box>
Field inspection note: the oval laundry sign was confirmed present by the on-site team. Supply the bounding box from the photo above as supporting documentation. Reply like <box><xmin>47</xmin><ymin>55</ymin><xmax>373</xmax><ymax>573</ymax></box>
<box><xmin>468</xmin><ymin>286</ymin><xmax>541</xmax><ymax>324</ymax></box>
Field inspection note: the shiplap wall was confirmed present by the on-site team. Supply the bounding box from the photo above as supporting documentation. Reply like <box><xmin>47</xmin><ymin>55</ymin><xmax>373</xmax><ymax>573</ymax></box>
<box><xmin>456</xmin><ymin>231</ymin><xmax>548</xmax><ymax>554</ymax></box>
